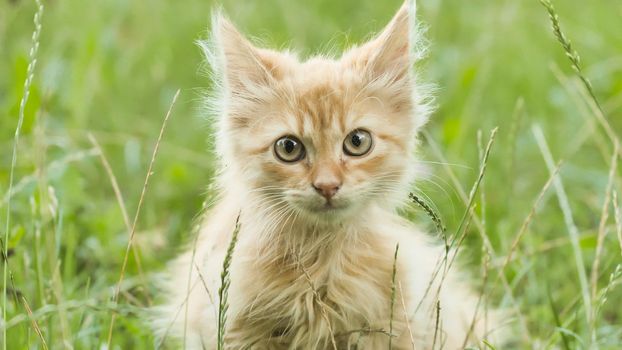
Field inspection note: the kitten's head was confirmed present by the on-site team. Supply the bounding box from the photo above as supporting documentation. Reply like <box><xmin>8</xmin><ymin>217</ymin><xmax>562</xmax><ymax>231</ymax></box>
<box><xmin>203</xmin><ymin>1</ymin><xmax>429</xmax><ymax>223</ymax></box>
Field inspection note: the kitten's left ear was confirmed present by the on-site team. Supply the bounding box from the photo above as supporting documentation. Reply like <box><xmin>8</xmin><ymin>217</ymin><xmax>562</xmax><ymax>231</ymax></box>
<box><xmin>345</xmin><ymin>0</ymin><xmax>415</xmax><ymax>82</ymax></box>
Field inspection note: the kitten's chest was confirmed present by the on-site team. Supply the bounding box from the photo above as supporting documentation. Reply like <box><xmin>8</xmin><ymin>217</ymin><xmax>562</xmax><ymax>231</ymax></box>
<box><xmin>226</xmin><ymin>240</ymin><xmax>400</xmax><ymax>349</ymax></box>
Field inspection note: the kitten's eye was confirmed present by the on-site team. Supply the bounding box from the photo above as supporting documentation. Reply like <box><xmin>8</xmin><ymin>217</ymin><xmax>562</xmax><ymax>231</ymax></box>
<box><xmin>274</xmin><ymin>136</ymin><xmax>306</xmax><ymax>163</ymax></box>
<box><xmin>343</xmin><ymin>129</ymin><xmax>373</xmax><ymax>157</ymax></box>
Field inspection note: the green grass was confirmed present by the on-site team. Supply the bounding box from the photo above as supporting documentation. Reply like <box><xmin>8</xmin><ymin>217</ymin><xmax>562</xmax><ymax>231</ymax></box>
<box><xmin>1</xmin><ymin>0</ymin><xmax>621</xmax><ymax>348</ymax></box>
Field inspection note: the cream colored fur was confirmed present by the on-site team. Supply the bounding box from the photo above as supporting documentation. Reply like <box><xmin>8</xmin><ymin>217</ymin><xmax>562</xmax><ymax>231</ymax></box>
<box><xmin>154</xmin><ymin>1</ymin><xmax>503</xmax><ymax>349</ymax></box>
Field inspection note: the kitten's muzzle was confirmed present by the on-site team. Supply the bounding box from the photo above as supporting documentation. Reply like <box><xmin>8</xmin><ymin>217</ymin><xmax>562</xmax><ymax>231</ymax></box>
<box><xmin>312</xmin><ymin>181</ymin><xmax>341</xmax><ymax>200</ymax></box>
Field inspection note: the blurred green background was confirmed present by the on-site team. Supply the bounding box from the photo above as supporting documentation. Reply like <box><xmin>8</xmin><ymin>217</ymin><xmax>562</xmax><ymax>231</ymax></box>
<box><xmin>1</xmin><ymin>0</ymin><xmax>621</xmax><ymax>348</ymax></box>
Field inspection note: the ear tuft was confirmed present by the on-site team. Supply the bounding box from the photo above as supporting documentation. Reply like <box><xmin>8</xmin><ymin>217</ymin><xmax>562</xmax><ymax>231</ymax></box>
<box><xmin>344</xmin><ymin>0</ymin><xmax>417</xmax><ymax>82</ymax></box>
<box><xmin>208</xmin><ymin>10</ymin><xmax>275</xmax><ymax>90</ymax></box>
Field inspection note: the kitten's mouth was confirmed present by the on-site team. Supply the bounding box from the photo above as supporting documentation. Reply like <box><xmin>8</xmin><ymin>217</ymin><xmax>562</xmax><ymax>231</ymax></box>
<box><xmin>311</xmin><ymin>200</ymin><xmax>347</xmax><ymax>213</ymax></box>
<box><xmin>291</xmin><ymin>195</ymin><xmax>353</xmax><ymax>216</ymax></box>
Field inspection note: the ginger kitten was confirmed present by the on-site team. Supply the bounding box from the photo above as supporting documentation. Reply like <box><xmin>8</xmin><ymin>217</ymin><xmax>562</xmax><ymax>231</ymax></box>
<box><xmin>155</xmin><ymin>1</ymin><xmax>501</xmax><ymax>349</ymax></box>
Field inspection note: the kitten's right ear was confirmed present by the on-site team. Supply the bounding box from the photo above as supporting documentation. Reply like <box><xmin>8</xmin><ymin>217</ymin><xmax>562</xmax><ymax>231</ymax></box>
<box><xmin>206</xmin><ymin>11</ymin><xmax>276</xmax><ymax>90</ymax></box>
<box><xmin>343</xmin><ymin>0</ymin><xmax>416</xmax><ymax>83</ymax></box>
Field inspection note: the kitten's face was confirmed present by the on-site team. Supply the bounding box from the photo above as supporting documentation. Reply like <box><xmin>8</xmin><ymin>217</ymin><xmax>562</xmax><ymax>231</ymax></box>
<box><xmin>209</xmin><ymin>3</ymin><xmax>423</xmax><ymax>221</ymax></box>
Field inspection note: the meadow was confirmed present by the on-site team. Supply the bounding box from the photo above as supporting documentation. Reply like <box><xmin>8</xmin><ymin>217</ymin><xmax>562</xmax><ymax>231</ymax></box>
<box><xmin>1</xmin><ymin>0</ymin><xmax>621</xmax><ymax>348</ymax></box>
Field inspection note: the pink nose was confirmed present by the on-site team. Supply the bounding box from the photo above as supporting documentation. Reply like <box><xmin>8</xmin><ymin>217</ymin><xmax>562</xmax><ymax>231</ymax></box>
<box><xmin>313</xmin><ymin>181</ymin><xmax>341</xmax><ymax>200</ymax></box>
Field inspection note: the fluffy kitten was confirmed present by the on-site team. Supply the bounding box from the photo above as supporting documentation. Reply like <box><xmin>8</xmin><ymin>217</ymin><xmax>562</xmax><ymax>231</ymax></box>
<box><xmin>154</xmin><ymin>1</ymin><xmax>501</xmax><ymax>349</ymax></box>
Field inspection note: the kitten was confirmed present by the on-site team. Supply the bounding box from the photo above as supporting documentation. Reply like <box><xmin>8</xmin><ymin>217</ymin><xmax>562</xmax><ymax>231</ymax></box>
<box><xmin>154</xmin><ymin>1</ymin><xmax>502</xmax><ymax>349</ymax></box>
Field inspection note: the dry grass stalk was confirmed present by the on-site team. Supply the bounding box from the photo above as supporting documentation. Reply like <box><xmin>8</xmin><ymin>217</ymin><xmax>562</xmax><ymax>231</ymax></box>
<box><xmin>20</xmin><ymin>295</ymin><xmax>48</xmax><ymax>350</ymax></box>
<box><xmin>430</xmin><ymin>130</ymin><xmax>535</xmax><ymax>345</ymax></box>
<box><xmin>398</xmin><ymin>281</ymin><xmax>416</xmax><ymax>349</ymax></box>
<box><xmin>613</xmin><ymin>191</ymin><xmax>622</xmax><ymax>255</ymax></box>
<box><xmin>427</xmin><ymin>128</ymin><xmax>499</xmax><ymax>312</ymax></box>
<box><xmin>451</xmin><ymin>127</ymin><xmax>498</xmax><ymax>251</ymax></box>
<box><xmin>462</xmin><ymin>245</ymin><xmax>490</xmax><ymax>348</ymax></box>
<box><xmin>88</xmin><ymin>133</ymin><xmax>151</xmax><ymax>304</ymax></box>
<box><xmin>107</xmin><ymin>89</ymin><xmax>180</xmax><ymax>345</ymax></box>
<box><xmin>298</xmin><ymin>262</ymin><xmax>338</xmax><ymax>350</ymax></box>
<box><xmin>540</xmin><ymin>0</ymin><xmax>621</xmax><ymax>158</ymax></box>
<box><xmin>423</xmin><ymin>131</ymin><xmax>518</xmax><ymax>297</ymax></box>
<box><xmin>498</xmin><ymin>161</ymin><xmax>563</xmax><ymax>277</ymax></box>
<box><xmin>508</xmin><ymin>97</ymin><xmax>525</xmax><ymax>181</ymax></box>
<box><xmin>193</xmin><ymin>260</ymin><xmax>217</xmax><ymax>319</ymax></box>
<box><xmin>156</xmin><ymin>278</ymin><xmax>202</xmax><ymax>349</ymax></box>
<box><xmin>590</xmin><ymin>140</ymin><xmax>619</xmax><ymax>299</ymax></box>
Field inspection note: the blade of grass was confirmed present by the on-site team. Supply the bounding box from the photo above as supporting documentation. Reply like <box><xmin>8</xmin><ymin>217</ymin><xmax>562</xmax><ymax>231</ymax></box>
<box><xmin>389</xmin><ymin>243</ymin><xmax>399</xmax><ymax>350</ymax></box>
<box><xmin>1</xmin><ymin>149</ymin><xmax>98</xmax><ymax>208</ymax></box>
<box><xmin>532</xmin><ymin>124</ymin><xmax>591</xmax><ymax>338</ymax></box>
<box><xmin>593</xmin><ymin>265</ymin><xmax>622</xmax><ymax>340</ymax></box>
<box><xmin>431</xmin><ymin>300</ymin><xmax>441</xmax><ymax>350</ymax></box>
<box><xmin>217</xmin><ymin>215</ymin><xmax>241</xmax><ymax>350</ymax></box>
<box><xmin>3</xmin><ymin>1</ymin><xmax>44</xmax><ymax>349</ymax></box>
<box><xmin>3</xmin><ymin>298</ymin><xmax>143</xmax><ymax>331</ymax></box>
<box><xmin>30</xmin><ymin>197</ymin><xmax>45</xmax><ymax>311</ymax></box>
<box><xmin>51</xmin><ymin>261</ymin><xmax>71</xmax><ymax>345</ymax></box>
<box><xmin>547</xmin><ymin>284</ymin><xmax>572</xmax><ymax>350</ymax></box>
